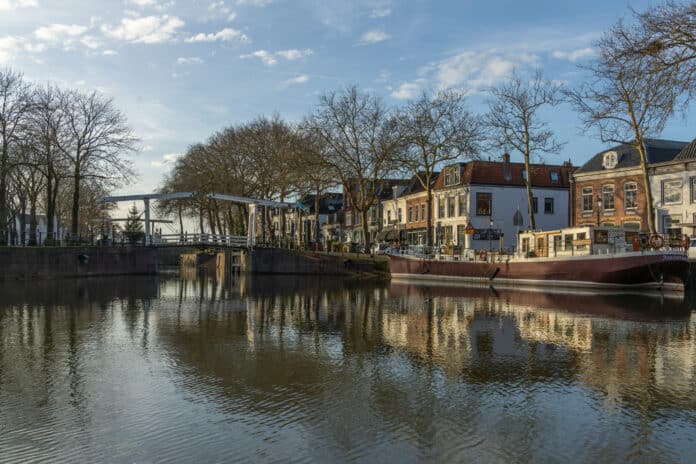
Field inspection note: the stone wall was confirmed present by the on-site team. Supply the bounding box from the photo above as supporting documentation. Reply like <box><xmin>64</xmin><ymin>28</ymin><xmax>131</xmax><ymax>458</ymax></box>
<box><xmin>0</xmin><ymin>247</ymin><xmax>158</xmax><ymax>281</ymax></box>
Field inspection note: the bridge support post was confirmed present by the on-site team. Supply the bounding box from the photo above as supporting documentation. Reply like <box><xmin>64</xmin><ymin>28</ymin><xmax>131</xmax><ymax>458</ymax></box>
<box><xmin>247</xmin><ymin>204</ymin><xmax>257</xmax><ymax>248</ymax></box>
<box><xmin>144</xmin><ymin>198</ymin><xmax>151</xmax><ymax>246</ymax></box>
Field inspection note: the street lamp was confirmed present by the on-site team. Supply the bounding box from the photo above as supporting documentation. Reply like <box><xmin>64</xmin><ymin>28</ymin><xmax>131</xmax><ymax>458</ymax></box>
<box><xmin>596</xmin><ymin>195</ymin><xmax>602</xmax><ymax>226</ymax></box>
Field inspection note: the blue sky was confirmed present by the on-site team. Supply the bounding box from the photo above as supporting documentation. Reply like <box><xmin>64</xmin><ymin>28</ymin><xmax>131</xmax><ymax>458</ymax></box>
<box><xmin>2</xmin><ymin>0</ymin><xmax>695</xmax><ymax>203</ymax></box>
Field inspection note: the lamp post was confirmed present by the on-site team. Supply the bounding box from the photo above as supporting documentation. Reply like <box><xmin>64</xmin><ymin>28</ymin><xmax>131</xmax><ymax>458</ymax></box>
<box><xmin>596</xmin><ymin>195</ymin><xmax>602</xmax><ymax>226</ymax></box>
<box><xmin>489</xmin><ymin>217</ymin><xmax>493</xmax><ymax>253</ymax></box>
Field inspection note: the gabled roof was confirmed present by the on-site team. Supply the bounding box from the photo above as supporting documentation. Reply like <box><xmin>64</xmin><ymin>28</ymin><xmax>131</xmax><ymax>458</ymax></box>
<box><xmin>298</xmin><ymin>192</ymin><xmax>343</xmax><ymax>214</ymax></box>
<box><xmin>574</xmin><ymin>138</ymin><xmax>688</xmax><ymax>174</ymax></box>
<box><xmin>674</xmin><ymin>138</ymin><xmax>696</xmax><ymax>161</ymax></box>
<box><xmin>432</xmin><ymin>160</ymin><xmax>573</xmax><ymax>189</ymax></box>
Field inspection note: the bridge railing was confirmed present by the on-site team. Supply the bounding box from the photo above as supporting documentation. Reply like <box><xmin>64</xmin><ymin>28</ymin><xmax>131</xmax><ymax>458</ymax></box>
<box><xmin>155</xmin><ymin>233</ymin><xmax>247</xmax><ymax>247</ymax></box>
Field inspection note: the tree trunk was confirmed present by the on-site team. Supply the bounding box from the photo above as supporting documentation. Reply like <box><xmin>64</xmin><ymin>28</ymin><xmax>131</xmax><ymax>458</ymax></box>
<box><xmin>524</xmin><ymin>151</ymin><xmax>535</xmax><ymax>230</ymax></box>
<box><xmin>46</xmin><ymin>173</ymin><xmax>54</xmax><ymax>239</ymax></box>
<box><xmin>19</xmin><ymin>197</ymin><xmax>26</xmax><ymax>246</ymax></box>
<box><xmin>361</xmin><ymin>208</ymin><xmax>370</xmax><ymax>253</ymax></box>
<box><xmin>314</xmin><ymin>191</ymin><xmax>321</xmax><ymax>251</ymax></box>
<box><xmin>0</xmin><ymin>143</ymin><xmax>8</xmax><ymax>246</ymax></box>
<box><xmin>70</xmin><ymin>162</ymin><xmax>80</xmax><ymax>238</ymax></box>
<box><xmin>637</xmin><ymin>141</ymin><xmax>656</xmax><ymax>234</ymax></box>
<box><xmin>426</xmin><ymin>182</ymin><xmax>433</xmax><ymax>247</ymax></box>
<box><xmin>178</xmin><ymin>203</ymin><xmax>183</xmax><ymax>234</ymax></box>
<box><xmin>198</xmin><ymin>206</ymin><xmax>205</xmax><ymax>234</ymax></box>
<box><xmin>29</xmin><ymin>199</ymin><xmax>37</xmax><ymax>246</ymax></box>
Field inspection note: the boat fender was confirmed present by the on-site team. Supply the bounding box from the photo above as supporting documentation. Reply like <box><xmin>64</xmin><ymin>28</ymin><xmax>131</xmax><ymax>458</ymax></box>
<box><xmin>649</xmin><ymin>235</ymin><xmax>664</xmax><ymax>249</ymax></box>
<box><xmin>479</xmin><ymin>249</ymin><xmax>487</xmax><ymax>261</ymax></box>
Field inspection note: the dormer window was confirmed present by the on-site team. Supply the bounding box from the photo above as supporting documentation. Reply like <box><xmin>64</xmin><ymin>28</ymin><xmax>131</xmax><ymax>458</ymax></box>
<box><xmin>603</xmin><ymin>151</ymin><xmax>618</xmax><ymax>169</ymax></box>
<box><xmin>550</xmin><ymin>171</ymin><xmax>559</xmax><ymax>183</ymax></box>
<box><xmin>443</xmin><ymin>166</ymin><xmax>460</xmax><ymax>187</ymax></box>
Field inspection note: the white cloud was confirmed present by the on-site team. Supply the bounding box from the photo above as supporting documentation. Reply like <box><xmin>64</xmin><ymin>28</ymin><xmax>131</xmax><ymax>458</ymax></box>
<box><xmin>102</xmin><ymin>15</ymin><xmax>184</xmax><ymax>44</ymax></box>
<box><xmin>185</xmin><ymin>27</ymin><xmax>248</xmax><ymax>43</ymax></box>
<box><xmin>236</xmin><ymin>0</ymin><xmax>272</xmax><ymax>6</ymax></box>
<box><xmin>283</xmin><ymin>74</ymin><xmax>309</xmax><ymax>86</ymax></box>
<box><xmin>150</xmin><ymin>152</ymin><xmax>182</xmax><ymax>167</ymax></box>
<box><xmin>436</xmin><ymin>50</ymin><xmax>539</xmax><ymax>92</ymax></box>
<box><xmin>34</xmin><ymin>24</ymin><xmax>88</xmax><ymax>42</ymax></box>
<box><xmin>227</xmin><ymin>12</ymin><xmax>237</xmax><ymax>21</ymax></box>
<box><xmin>275</xmin><ymin>48</ymin><xmax>313</xmax><ymax>60</ymax></box>
<box><xmin>176</xmin><ymin>56</ymin><xmax>203</xmax><ymax>64</ymax></box>
<box><xmin>241</xmin><ymin>48</ymin><xmax>312</xmax><ymax>66</ymax></box>
<box><xmin>240</xmin><ymin>49</ymin><xmax>276</xmax><ymax>65</ymax></box>
<box><xmin>390</xmin><ymin>79</ymin><xmax>426</xmax><ymax>100</ymax></box>
<box><xmin>0</xmin><ymin>0</ymin><xmax>37</xmax><ymax>12</ymax></box>
<box><xmin>0</xmin><ymin>36</ymin><xmax>21</xmax><ymax>63</ymax></box>
<box><xmin>551</xmin><ymin>47</ymin><xmax>596</xmax><ymax>62</ymax></box>
<box><xmin>102</xmin><ymin>49</ymin><xmax>119</xmax><ymax>56</ymax></box>
<box><xmin>358</xmin><ymin>30</ymin><xmax>390</xmax><ymax>45</ymax></box>
<box><xmin>80</xmin><ymin>36</ymin><xmax>101</xmax><ymax>49</ymax></box>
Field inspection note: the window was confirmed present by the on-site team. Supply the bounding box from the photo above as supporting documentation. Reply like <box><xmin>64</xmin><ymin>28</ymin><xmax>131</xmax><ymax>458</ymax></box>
<box><xmin>438</xmin><ymin>198</ymin><xmax>445</xmax><ymax>218</ymax></box>
<box><xmin>691</xmin><ymin>177</ymin><xmax>696</xmax><ymax>203</ymax></box>
<box><xmin>662</xmin><ymin>179</ymin><xmax>683</xmax><ymax>204</ymax></box>
<box><xmin>602</xmin><ymin>151</ymin><xmax>618</xmax><ymax>169</ymax></box>
<box><xmin>476</xmin><ymin>192</ymin><xmax>492</xmax><ymax>216</ymax></box>
<box><xmin>459</xmin><ymin>194</ymin><xmax>466</xmax><ymax>216</ymax></box>
<box><xmin>443</xmin><ymin>166</ymin><xmax>460</xmax><ymax>187</ymax></box>
<box><xmin>407</xmin><ymin>207</ymin><xmax>412</xmax><ymax>222</ymax></box>
<box><xmin>370</xmin><ymin>205</ymin><xmax>377</xmax><ymax>222</ymax></box>
<box><xmin>457</xmin><ymin>224</ymin><xmax>465</xmax><ymax>245</ymax></box>
<box><xmin>448</xmin><ymin>197</ymin><xmax>455</xmax><ymax>217</ymax></box>
<box><xmin>421</xmin><ymin>204</ymin><xmax>425</xmax><ymax>222</ymax></box>
<box><xmin>550</xmin><ymin>171</ymin><xmax>559</xmax><ymax>183</ymax></box>
<box><xmin>522</xmin><ymin>169</ymin><xmax>527</xmax><ymax>182</ymax></box>
<box><xmin>564</xmin><ymin>234</ymin><xmax>573</xmax><ymax>250</ymax></box>
<box><xmin>387</xmin><ymin>211</ymin><xmax>392</xmax><ymax>224</ymax></box>
<box><xmin>521</xmin><ymin>237</ymin><xmax>530</xmax><ymax>253</ymax></box>
<box><xmin>398</xmin><ymin>208</ymin><xmax>402</xmax><ymax>223</ymax></box>
<box><xmin>414</xmin><ymin>205</ymin><xmax>419</xmax><ymax>221</ymax></box>
<box><xmin>662</xmin><ymin>214</ymin><xmax>681</xmax><ymax>233</ymax></box>
<box><xmin>624</xmin><ymin>182</ymin><xmax>637</xmax><ymax>210</ymax></box>
<box><xmin>346</xmin><ymin>212</ymin><xmax>352</xmax><ymax>226</ymax></box>
<box><xmin>602</xmin><ymin>185</ymin><xmax>615</xmax><ymax>210</ymax></box>
<box><xmin>582</xmin><ymin>187</ymin><xmax>593</xmax><ymax>212</ymax></box>
<box><xmin>531</xmin><ymin>197</ymin><xmax>538</xmax><ymax>214</ymax></box>
<box><xmin>544</xmin><ymin>197</ymin><xmax>554</xmax><ymax>214</ymax></box>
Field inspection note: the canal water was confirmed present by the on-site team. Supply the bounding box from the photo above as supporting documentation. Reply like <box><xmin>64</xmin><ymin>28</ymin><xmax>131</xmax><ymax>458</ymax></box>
<box><xmin>1</xmin><ymin>273</ymin><xmax>695</xmax><ymax>463</ymax></box>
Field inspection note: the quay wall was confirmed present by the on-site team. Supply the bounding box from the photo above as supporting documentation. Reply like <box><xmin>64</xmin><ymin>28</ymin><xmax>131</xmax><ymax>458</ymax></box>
<box><xmin>244</xmin><ymin>248</ymin><xmax>387</xmax><ymax>276</ymax></box>
<box><xmin>0</xmin><ymin>247</ymin><xmax>158</xmax><ymax>281</ymax></box>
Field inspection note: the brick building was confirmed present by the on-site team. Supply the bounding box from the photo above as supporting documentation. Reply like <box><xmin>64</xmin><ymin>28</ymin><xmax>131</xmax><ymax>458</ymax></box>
<box><xmin>571</xmin><ymin>139</ymin><xmax>688</xmax><ymax>231</ymax></box>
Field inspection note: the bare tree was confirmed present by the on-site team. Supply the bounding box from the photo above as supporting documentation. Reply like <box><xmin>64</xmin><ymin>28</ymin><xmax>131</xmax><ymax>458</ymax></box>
<box><xmin>26</xmin><ymin>84</ymin><xmax>71</xmax><ymax>242</ymax></box>
<box><xmin>305</xmin><ymin>86</ymin><xmax>400</xmax><ymax>253</ymax></box>
<box><xmin>57</xmin><ymin>89</ymin><xmax>138</xmax><ymax>238</ymax></box>
<box><xmin>292</xmin><ymin>130</ymin><xmax>339</xmax><ymax>248</ymax></box>
<box><xmin>0</xmin><ymin>67</ymin><xmax>32</xmax><ymax>245</ymax></box>
<box><xmin>616</xmin><ymin>2</ymin><xmax>696</xmax><ymax>100</ymax></box>
<box><xmin>566</xmin><ymin>29</ymin><xmax>682</xmax><ymax>235</ymax></box>
<box><xmin>485</xmin><ymin>70</ymin><xmax>564</xmax><ymax>229</ymax></box>
<box><xmin>396</xmin><ymin>90</ymin><xmax>481</xmax><ymax>247</ymax></box>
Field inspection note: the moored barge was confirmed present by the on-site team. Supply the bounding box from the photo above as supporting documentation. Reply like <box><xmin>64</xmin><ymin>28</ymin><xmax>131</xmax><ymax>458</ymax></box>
<box><xmin>387</xmin><ymin>226</ymin><xmax>689</xmax><ymax>291</ymax></box>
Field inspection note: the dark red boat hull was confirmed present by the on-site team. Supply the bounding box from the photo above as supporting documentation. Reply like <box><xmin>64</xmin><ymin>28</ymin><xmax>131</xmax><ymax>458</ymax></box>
<box><xmin>387</xmin><ymin>252</ymin><xmax>689</xmax><ymax>291</ymax></box>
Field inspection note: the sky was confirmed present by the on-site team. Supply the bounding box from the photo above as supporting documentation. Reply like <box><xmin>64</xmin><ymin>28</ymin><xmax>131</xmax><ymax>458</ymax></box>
<box><xmin>2</xmin><ymin>0</ymin><xmax>695</xmax><ymax>215</ymax></box>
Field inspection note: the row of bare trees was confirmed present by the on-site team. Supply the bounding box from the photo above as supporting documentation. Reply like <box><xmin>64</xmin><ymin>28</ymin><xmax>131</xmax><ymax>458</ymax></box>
<box><xmin>160</xmin><ymin>1</ymin><xmax>695</xmax><ymax>250</ymax></box>
<box><xmin>0</xmin><ymin>67</ymin><xmax>137</xmax><ymax>245</ymax></box>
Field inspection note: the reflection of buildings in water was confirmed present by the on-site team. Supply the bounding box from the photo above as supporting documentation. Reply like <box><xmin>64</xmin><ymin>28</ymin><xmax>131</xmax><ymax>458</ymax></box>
<box><xmin>388</xmin><ymin>281</ymin><xmax>696</xmax><ymax>409</ymax></box>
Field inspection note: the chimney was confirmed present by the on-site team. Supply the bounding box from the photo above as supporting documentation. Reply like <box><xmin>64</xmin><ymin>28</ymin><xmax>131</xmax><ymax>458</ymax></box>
<box><xmin>502</xmin><ymin>153</ymin><xmax>512</xmax><ymax>182</ymax></box>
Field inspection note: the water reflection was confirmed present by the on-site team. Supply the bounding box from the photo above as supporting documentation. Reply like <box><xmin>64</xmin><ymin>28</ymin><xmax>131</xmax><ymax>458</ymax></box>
<box><xmin>1</xmin><ymin>273</ymin><xmax>695</xmax><ymax>463</ymax></box>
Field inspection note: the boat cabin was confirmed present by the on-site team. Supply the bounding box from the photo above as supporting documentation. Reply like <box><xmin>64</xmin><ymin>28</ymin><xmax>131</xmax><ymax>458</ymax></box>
<box><xmin>518</xmin><ymin>226</ymin><xmax>637</xmax><ymax>258</ymax></box>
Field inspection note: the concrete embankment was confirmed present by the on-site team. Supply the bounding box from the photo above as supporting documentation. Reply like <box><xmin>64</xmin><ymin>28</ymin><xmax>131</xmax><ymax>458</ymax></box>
<box><xmin>0</xmin><ymin>247</ymin><xmax>158</xmax><ymax>281</ymax></box>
